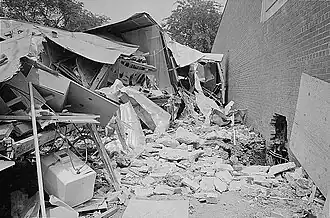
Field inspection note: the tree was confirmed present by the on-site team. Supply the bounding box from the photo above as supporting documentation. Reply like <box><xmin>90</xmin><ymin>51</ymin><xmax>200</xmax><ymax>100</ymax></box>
<box><xmin>163</xmin><ymin>0</ymin><xmax>223</xmax><ymax>53</ymax></box>
<box><xmin>0</xmin><ymin>0</ymin><xmax>110</xmax><ymax>31</ymax></box>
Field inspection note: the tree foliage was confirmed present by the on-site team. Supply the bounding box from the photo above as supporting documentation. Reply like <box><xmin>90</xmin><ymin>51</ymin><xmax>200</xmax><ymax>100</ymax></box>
<box><xmin>0</xmin><ymin>0</ymin><xmax>110</xmax><ymax>31</ymax></box>
<box><xmin>163</xmin><ymin>0</ymin><xmax>223</xmax><ymax>53</ymax></box>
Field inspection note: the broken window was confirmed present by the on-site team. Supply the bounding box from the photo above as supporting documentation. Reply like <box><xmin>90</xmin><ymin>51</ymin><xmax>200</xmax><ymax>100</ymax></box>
<box><xmin>260</xmin><ymin>0</ymin><xmax>288</xmax><ymax>23</ymax></box>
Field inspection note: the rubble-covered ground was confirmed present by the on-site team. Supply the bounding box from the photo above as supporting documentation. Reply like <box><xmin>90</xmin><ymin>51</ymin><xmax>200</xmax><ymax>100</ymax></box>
<box><xmin>4</xmin><ymin>115</ymin><xmax>325</xmax><ymax>218</ymax></box>
<box><xmin>81</xmin><ymin>116</ymin><xmax>324</xmax><ymax>218</ymax></box>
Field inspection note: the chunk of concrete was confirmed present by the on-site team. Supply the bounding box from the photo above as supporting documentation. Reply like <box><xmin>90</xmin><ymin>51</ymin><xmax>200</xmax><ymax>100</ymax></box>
<box><xmin>268</xmin><ymin>162</ymin><xmax>296</xmax><ymax>176</ymax></box>
<box><xmin>141</xmin><ymin>176</ymin><xmax>156</xmax><ymax>186</ymax></box>
<box><xmin>182</xmin><ymin>177</ymin><xmax>200</xmax><ymax>191</ymax></box>
<box><xmin>156</xmin><ymin>137</ymin><xmax>180</xmax><ymax>148</ymax></box>
<box><xmin>159</xmin><ymin>148</ymin><xmax>189</xmax><ymax>161</ymax></box>
<box><xmin>241</xmin><ymin>165</ymin><xmax>270</xmax><ymax>175</ymax></box>
<box><xmin>214</xmin><ymin>163</ymin><xmax>234</xmax><ymax>172</ymax></box>
<box><xmin>215</xmin><ymin>170</ymin><xmax>233</xmax><ymax>184</ymax></box>
<box><xmin>134</xmin><ymin>187</ymin><xmax>154</xmax><ymax>198</ymax></box>
<box><xmin>206</xmin><ymin>192</ymin><xmax>218</xmax><ymax>204</ymax></box>
<box><xmin>175</xmin><ymin>127</ymin><xmax>200</xmax><ymax>144</ymax></box>
<box><xmin>229</xmin><ymin>180</ymin><xmax>247</xmax><ymax>191</ymax></box>
<box><xmin>200</xmin><ymin>177</ymin><xmax>215</xmax><ymax>192</ymax></box>
<box><xmin>154</xmin><ymin>184</ymin><xmax>174</xmax><ymax>195</ymax></box>
<box><xmin>214</xmin><ymin>178</ymin><xmax>228</xmax><ymax>193</ymax></box>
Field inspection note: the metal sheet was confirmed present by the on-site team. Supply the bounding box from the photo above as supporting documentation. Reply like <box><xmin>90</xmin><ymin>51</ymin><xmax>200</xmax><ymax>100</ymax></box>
<box><xmin>86</xmin><ymin>12</ymin><xmax>157</xmax><ymax>35</ymax></box>
<box><xmin>165</xmin><ymin>36</ymin><xmax>204</xmax><ymax>67</ymax></box>
<box><xmin>201</xmin><ymin>53</ymin><xmax>224</xmax><ymax>62</ymax></box>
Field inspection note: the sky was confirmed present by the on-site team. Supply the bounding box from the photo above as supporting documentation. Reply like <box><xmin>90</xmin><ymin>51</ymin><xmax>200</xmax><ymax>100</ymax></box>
<box><xmin>81</xmin><ymin>0</ymin><xmax>227</xmax><ymax>24</ymax></box>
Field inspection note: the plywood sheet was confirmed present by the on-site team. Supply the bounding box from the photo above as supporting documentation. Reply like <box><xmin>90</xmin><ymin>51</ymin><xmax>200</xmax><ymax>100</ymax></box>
<box><xmin>65</xmin><ymin>82</ymin><xmax>119</xmax><ymax>127</ymax></box>
<box><xmin>290</xmin><ymin>73</ymin><xmax>330</xmax><ymax>196</ymax></box>
<box><xmin>122</xmin><ymin>199</ymin><xmax>189</xmax><ymax>218</ymax></box>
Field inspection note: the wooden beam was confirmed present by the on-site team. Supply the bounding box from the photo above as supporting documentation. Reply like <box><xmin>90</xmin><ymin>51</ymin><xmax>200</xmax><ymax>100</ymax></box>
<box><xmin>90</xmin><ymin>64</ymin><xmax>110</xmax><ymax>91</ymax></box>
<box><xmin>29</xmin><ymin>82</ymin><xmax>47</xmax><ymax>217</ymax></box>
<box><xmin>87</xmin><ymin>123</ymin><xmax>120</xmax><ymax>191</ymax></box>
<box><xmin>13</xmin><ymin>124</ymin><xmax>74</xmax><ymax>157</ymax></box>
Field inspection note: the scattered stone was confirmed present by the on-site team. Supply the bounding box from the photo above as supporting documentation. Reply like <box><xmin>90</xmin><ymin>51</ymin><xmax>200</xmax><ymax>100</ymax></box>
<box><xmin>177</xmin><ymin>143</ymin><xmax>188</xmax><ymax>150</ymax></box>
<box><xmin>165</xmin><ymin>175</ymin><xmax>183</xmax><ymax>187</ymax></box>
<box><xmin>215</xmin><ymin>170</ymin><xmax>233</xmax><ymax>184</ymax></box>
<box><xmin>229</xmin><ymin>180</ymin><xmax>247</xmax><ymax>191</ymax></box>
<box><xmin>268</xmin><ymin>162</ymin><xmax>296</xmax><ymax>176</ymax></box>
<box><xmin>214</xmin><ymin>177</ymin><xmax>228</xmax><ymax>193</ymax></box>
<box><xmin>214</xmin><ymin>163</ymin><xmax>234</xmax><ymax>172</ymax></box>
<box><xmin>182</xmin><ymin>177</ymin><xmax>200</xmax><ymax>191</ymax></box>
<box><xmin>137</xmin><ymin>166</ymin><xmax>149</xmax><ymax>173</ymax></box>
<box><xmin>156</xmin><ymin>137</ymin><xmax>180</xmax><ymax>148</ymax></box>
<box><xmin>175</xmin><ymin>127</ymin><xmax>200</xmax><ymax>144</ymax></box>
<box><xmin>141</xmin><ymin>176</ymin><xmax>156</xmax><ymax>186</ymax></box>
<box><xmin>206</xmin><ymin>193</ymin><xmax>218</xmax><ymax>204</ymax></box>
<box><xmin>270</xmin><ymin>211</ymin><xmax>284</xmax><ymax>218</ymax></box>
<box><xmin>149</xmin><ymin>172</ymin><xmax>167</xmax><ymax>178</ymax></box>
<box><xmin>201</xmin><ymin>167</ymin><xmax>215</xmax><ymax>177</ymax></box>
<box><xmin>200</xmin><ymin>177</ymin><xmax>215</xmax><ymax>192</ymax></box>
<box><xmin>241</xmin><ymin>165</ymin><xmax>270</xmax><ymax>175</ymax></box>
<box><xmin>154</xmin><ymin>184</ymin><xmax>174</xmax><ymax>195</ymax></box>
<box><xmin>159</xmin><ymin>148</ymin><xmax>189</xmax><ymax>161</ymax></box>
<box><xmin>134</xmin><ymin>186</ymin><xmax>154</xmax><ymax>198</ymax></box>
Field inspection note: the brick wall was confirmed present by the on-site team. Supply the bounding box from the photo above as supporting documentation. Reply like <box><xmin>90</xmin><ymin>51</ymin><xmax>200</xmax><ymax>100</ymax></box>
<box><xmin>212</xmin><ymin>0</ymin><xmax>330</xmax><ymax>148</ymax></box>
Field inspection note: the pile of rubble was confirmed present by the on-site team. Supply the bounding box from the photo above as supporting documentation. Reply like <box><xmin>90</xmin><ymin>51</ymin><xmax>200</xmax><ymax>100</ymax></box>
<box><xmin>75</xmin><ymin>116</ymin><xmax>323</xmax><ymax>217</ymax></box>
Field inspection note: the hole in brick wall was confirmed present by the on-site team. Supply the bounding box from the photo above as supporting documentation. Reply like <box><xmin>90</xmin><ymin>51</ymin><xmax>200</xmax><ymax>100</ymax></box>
<box><xmin>267</xmin><ymin>113</ymin><xmax>289</xmax><ymax>165</ymax></box>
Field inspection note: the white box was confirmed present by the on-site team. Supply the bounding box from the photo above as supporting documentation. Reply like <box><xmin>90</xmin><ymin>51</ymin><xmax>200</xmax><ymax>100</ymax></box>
<box><xmin>41</xmin><ymin>149</ymin><xmax>96</xmax><ymax>207</ymax></box>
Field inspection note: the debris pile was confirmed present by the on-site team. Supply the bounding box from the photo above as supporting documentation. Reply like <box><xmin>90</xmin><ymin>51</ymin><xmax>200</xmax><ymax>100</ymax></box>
<box><xmin>0</xmin><ymin>13</ymin><xmax>327</xmax><ymax>218</ymax></box>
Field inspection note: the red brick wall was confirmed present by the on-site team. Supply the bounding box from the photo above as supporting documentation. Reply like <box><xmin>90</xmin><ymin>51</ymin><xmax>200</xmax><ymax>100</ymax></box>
<box><xmin>212</xmin><ymin>0</ymin><xmax>330</xmax><ymax>145</ymax></box>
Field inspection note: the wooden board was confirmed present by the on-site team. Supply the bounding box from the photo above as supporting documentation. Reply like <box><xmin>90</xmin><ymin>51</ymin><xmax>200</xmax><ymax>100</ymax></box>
<box><xmin>13</xmin><ymin>124</ymin><xmax>73</xmax><ymax>157</ymax></box>
<box><xmin>290</xmin><ymin>73</ymin><xmax>330</xmax><ymax>196</ymax></box>
<box><xmin>65</xmin><ymin>82</ymin><xmax>119</xmax><ymax>127</ymax></box>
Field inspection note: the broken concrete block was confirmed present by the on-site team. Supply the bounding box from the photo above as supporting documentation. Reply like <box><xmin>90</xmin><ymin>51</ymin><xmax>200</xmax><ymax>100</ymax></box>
<box><xmin>159</xmin><ymin>148</ymin><xmax>190</xmax><ymax>161</ymax></box>
<box><xmin>154</xmin><ymin>184</ymin><xmax>174</xmax><ymax>195</ymax></box>
<box><xmin>177</xmin><ymin>143</ymin><xmax>188</xmax><ymax>150</ymax></box>
<box><xmin>206</xmin><ymin>193</ymin><xmax>218</xmax><ymax>204</ymax></box>
<box><xmin>268</xmin><ymin>162</ymin><xmax>296</xmax><ymax>176</ymax></box>
<box><xmin>156</xmin><ymin>137</ymin><xmax>180</xmax><ymax>148</ymax></box>
<box><xmin>175</xmin><ymin>127</ymin><xmax>200</xmax><ymax>144</ymax></box>
<box><xmin>134</xmin><ymin>187</ymin><xmax>154</xmax><ymax>198</ymax></box>
<box><xmin>141</xmin><ymin>176</ymin><xmax>156</xmax><ymax>186</ymax></box>
<box><xmin>200</xmin><ymin>177</ymin><xmax>215</xmax><ymax>192</ymax></box>
<box><xmin>201</xmin><ymin>167</ymin><xmax>215</xmax><ymax>177</ymax></box>
<box><xmin>214</xmin><ymin>177</ymin><xmax>228</xmax><ymax>193</ymax></box>
<box><xmin>229</xmin><ymin>180</ymin><xmax>247</xmax><ymax>191</ymax></box>
<box><xmin>215</xmin><ymin>170</ymin><xmax>233</xmax><ymax>184</ymax></box>
<box><xmin>241</xmin><ymin>165</ymin><xmax>270</xmax><ymax>175</ymax></box>
<box><xmin>214</xmin><ymin>163</ymin><xmax>234</xmax><ymax>172</ymax></box>
<box><xmin>149</xmin><ymin>172</ymin><xmax>167</xmax><ymax>178</ymax></box>
<box><xmin>182</xmin><ymin>177</ymin><xmax>200</xmax><ymax>191</ymax></box>
<box><xmin>193</xmin><ymin>192</ymin><xmax>208</xmax><ymax>199</ymax></box>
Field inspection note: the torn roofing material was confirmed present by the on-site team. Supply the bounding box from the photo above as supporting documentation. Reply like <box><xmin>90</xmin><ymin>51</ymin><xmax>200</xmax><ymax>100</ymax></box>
<box><xmin>38</xmin><ymin>27</ymin><xmax>139</xmax><ymax>64</ymax></box>
<box><xmin>165</xmin><ymin>35</ymin><xmax>204</xmax><ymax>67</ymax></box>
<box><xmin>0</xmin><ymin>31</ymin><xmax>32</xmax><ymax>83</ymax></box>
<box><xmin>85</xmin><ymin>12</ymin><xmax>159</xmax><ymax>36</ymax></box>
<box><xmin>201</xmin><ymin>53</ymin><xmax>224</xmax><ymax>62</ymax></box>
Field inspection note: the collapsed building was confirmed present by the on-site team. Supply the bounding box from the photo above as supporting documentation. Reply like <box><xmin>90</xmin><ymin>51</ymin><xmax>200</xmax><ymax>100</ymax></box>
<box><xmin>0</xmin><ymin>10</ymin><xmax>328</xmax><ymax>218</ymax></box>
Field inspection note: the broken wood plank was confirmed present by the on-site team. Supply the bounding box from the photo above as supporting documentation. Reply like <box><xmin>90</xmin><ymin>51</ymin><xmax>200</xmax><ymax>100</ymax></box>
<box><xmin>0</xmin><ymin>123</ymin><xmax>14</xmax><ymax>139</ymax></box>
<box><xmin>65</xmin><ymin>81</ymin><xmax>119</xmax><ymax>127</ymax></box>
<box><xmin>0</xmin><ymin>114</ymin><xmax>100</xmax><ymax>124</ymax></box>
<box><xmin>96</xmin><ymin>206</ymin><xmax>118</xmax><ymax>218</ymax></box>
<box><xmin>87</xmin><ymin>123</ymin><xmax>120</xmax><ymax>191</ymax></box>
<box><xmin>13</xmin><ymin>124</ymin><xmax>74</xmax><ymax>157</ymax></box>
<box><xmin>309</xmin><ymin>185</ymin><xmax>317</xmax><ymax>204</ymax></box>
<box><xmin>6</xmin><ymin>96</ymin><xmax>23</xmax><ymax>107</ymax></box>
<box><xmin>90</xmin><ymin>64</ymin><xmax>110</xmax><ymax>91</ymax></box>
